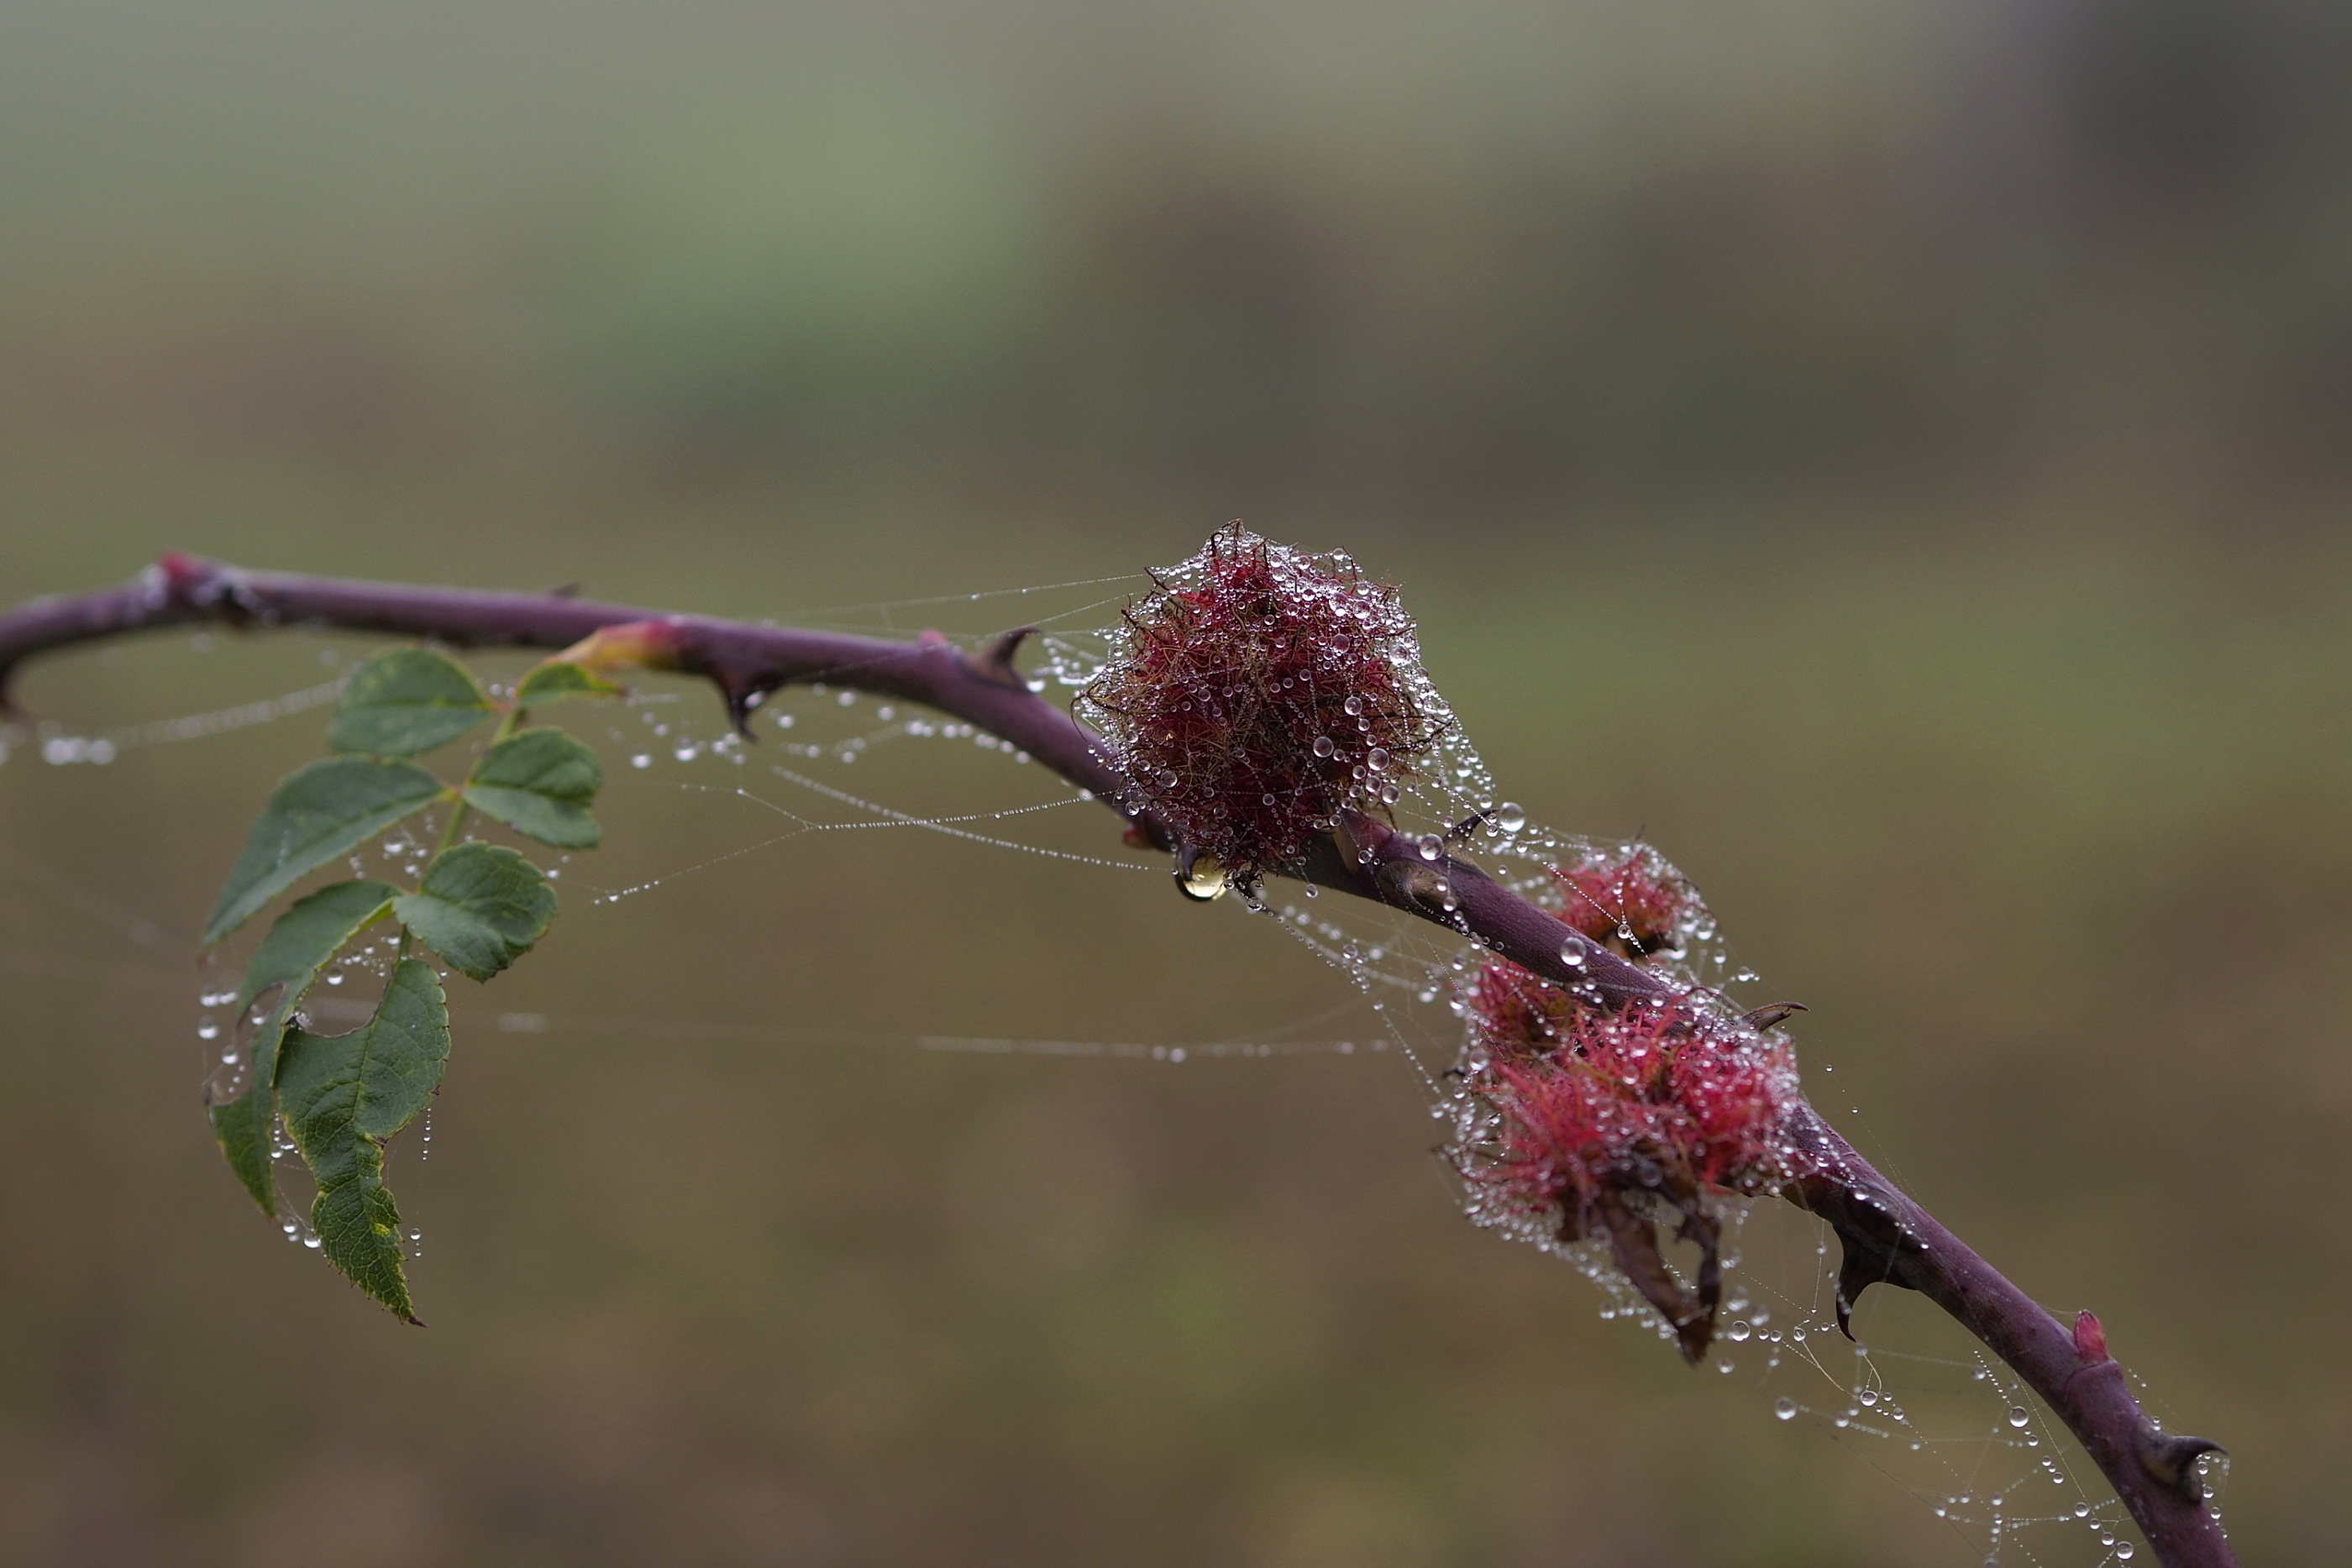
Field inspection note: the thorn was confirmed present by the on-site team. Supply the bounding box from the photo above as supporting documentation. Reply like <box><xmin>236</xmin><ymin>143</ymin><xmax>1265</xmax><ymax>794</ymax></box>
<box><xmin>1832</xmin><ymin>1216</ymin><xmax>1909</xmax><ymax>1338</ymax></box>
<box><xmin>2137</xmin><ymin>1427</ymin><xmax>2223</xmax><ymax>1502</ymax></box>
<box><xmin>1740</xmin><ymin>1002</ymin><xmax>1809</xmax><ymax>1031</ymax></box>
<box><xmin>967</xmin><ymin>626</ymin><xmax>1037</xmax><ymax>689</ymax></box>
<box><xmin>1378</xmin><ymin>860</ymin><xmax>1448</xmax><ymax>910</ymax></box>
<box><xmin>1446</xmin><ymin>809</ymin><xmax>1490</xmax><ymax>843</ymax></box>
<box><xmin>2073</xmin><ymin>1308</ymin><xmax>2110</xmax><ymax>1364</ymax></box>
<box><xmin>721</xmin><ymin>682</ymin><xmax>769</xmax><ymax>738</ymax></box>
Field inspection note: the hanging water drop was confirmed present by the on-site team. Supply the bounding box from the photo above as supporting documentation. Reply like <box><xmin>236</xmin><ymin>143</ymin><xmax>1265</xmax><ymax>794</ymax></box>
<box><xmin>1775</xmin><ymin>1398</ymin><xmax>1797</xmax><ymax>1421</ymax></box>
<box><xmin>1493</xmin><ymin>801</ymin><xmax>1525</xmax><ymax>833</ymax></box>
<box><xmin>2008</xmin><ymin>1406</ymin><xmax>2029</xmax><ymax>1429</ymax></box>
<box><xmin>1177</xmin><ymin>855</ymin><xmax>1228</xmax><ymax>902</ymax></box>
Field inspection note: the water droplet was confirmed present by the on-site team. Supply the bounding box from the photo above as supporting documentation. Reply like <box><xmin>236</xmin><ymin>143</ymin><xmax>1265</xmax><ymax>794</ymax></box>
<box><xmin>1416</xmin><ymin>834</ymin><xmax>1442</xmax><ymax>860</ymax></box>
<box><xmin>2073</xmin><ymin>1504</ymin><xmax>2090</xmax><ymax>1519</ymax></box>
<box><xmin>1177</xmin><ymin>855</ymin><xmax>1228</xmax><ymax>902</ymax></box>
<box><xmin>302</xmin><ymin>1232</ymin><xmax>323</xmax><ymax>1250</ymax></box>
<box><xmin>1378</xmin><ymin>783</ymin><xmax>1400</xmax><ymax>805</ymax></box>
<box><xmin>1857</xmin><ymin>1387</ymin><xmax>1878</xmax><ymax>1407</ymax></box>
<box><xmin>631</xmin><ymin>753</ymin><xmax>651</xmax><ymax>769</ymax></box>
<box><xmin>197</xmin><ymin>1020</ymin><xmax>220</xmax><ymax>1041</ymax></box>
<box><xmin>1366</xmin><ymin>747</ymin><xmax>1390</xmax><ymax>773</ymax></box>
<box><xmin>1343</xmin><ymin>695</ymin><xmax>1364</xmax><ymax>716</ymax></box>
<box><xmin>1560</xmin><ymin>943</ymin><xmax>1586</xmax><ymax>968</ymax></box>
<box><xmin>674</xmin><ymin>744</ymin><xmax>699</xmax><ymax>762</ymax></box>
<box><xmin>2115</xmin><ymin>1546</ymin><xmax>2134</xmax><ymax>1562</ymax></box>
<box><xmin>2008</xmin><ymin>1406</ymin><xmax>2029</xmax><ymax>1428</ymax></box>
<box><xmin>1313</xmin><ymin>735</ymin><xmax>1336</xmax><ymax>758</ymax></box>
<box><xmin>837</xmin><ymin>690</ymin><xmax>856</xmax><ymax>707</ymax></box>
<box><xmin>1728</xmin><ymin>1320</ymin><xmax>1751</xmax><ymax>1342</ymax></box>
<box><xmin>1775</xmin><ymin>1398</ymin><xmax>1797</xmax><ymax>1421</ymax></box>
<box><xmin>1493</xmin><ymin>801</ymin><xmax>1525</xmax><ymax>834</ymax></box>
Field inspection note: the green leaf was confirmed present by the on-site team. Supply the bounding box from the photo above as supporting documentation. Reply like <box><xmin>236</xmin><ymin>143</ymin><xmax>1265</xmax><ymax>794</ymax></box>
<box><xmin>462</xmin><ymin>729</ymin><xmax>602</xmax><ymax>849</ymax></box>
<box><xmin>328</xmin><ymin>648</ymin><xmax>492</xmax><ymax>757</ymax></box>
<box><xmin>392</xmin><ymin>842</ymin><xmax>558</xmax><ymax>982</ymax></box>
<box><xmin>514</xmin><ymin>659</ymin><xmax>620</xmax><ymax>710</ymax></box>
<box><xmin>276</xmin><ymin>957</ymin><xmax>449</xmax><ymax>1321</ymax></box>
<box><xmin>207</xmin><ymin>879</ymin><xmax>398</xmax><ymax>1213</ymax></box>
<box><xmin>204</xmin><ymin>757</ymin><xmax>446</xmax><ymax>946</ymax></box>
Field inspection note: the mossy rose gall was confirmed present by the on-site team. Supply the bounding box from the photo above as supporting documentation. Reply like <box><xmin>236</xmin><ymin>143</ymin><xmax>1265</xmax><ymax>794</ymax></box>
<box><xmin>1079</xmin><ymin>525</ymin><xmax>1444</xmax><ymax>886</ymax></box>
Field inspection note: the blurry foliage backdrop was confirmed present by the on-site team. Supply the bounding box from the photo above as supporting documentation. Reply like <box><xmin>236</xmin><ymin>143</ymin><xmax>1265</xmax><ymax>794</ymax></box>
<box><xmin>1</xmin><ymin>1</ymin><xmax>2348</xmax><ymax>1564</ymax></box>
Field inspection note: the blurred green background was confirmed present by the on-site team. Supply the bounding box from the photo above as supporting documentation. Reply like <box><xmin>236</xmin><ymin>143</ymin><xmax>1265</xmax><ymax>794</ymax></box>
<box><xmin>2</xmin><ymin>1</ymin><xmax>2348</xmax><ymax>1562</ymax></box>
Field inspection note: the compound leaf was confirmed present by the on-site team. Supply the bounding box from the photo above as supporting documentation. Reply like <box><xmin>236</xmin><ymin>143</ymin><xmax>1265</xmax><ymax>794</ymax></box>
<box><xmin>276</xmin><ymin>957</ymin><xmax>449</xmax><ymax>1321</ymax></box>
<box><xmin>207</xmin><ymin>878</ymin><xmax>398</xmax><ymax>1213</ymax></box>
<box><xmin>462</xmin><ymin>729</ymin><xmax>602</xmax><ymax>849</ymax></box>
<box><xmin>513</xmin><ymin>659</ymin><xmax>620</xmax><ymax>711</ymax></box>
<box><xmin>392</xmin><ymin>842</ymin><xmax>557</xmax><ymax>982</ymax></box>
<box><xmin>204</xmin><ymin>757</ymin><xmax>445</xmax><ymax>946</ymax></box>
<box><xmin>328</xmin><ymin>648</ymin><xmax>492</xmax><ymax>757</ymax></box>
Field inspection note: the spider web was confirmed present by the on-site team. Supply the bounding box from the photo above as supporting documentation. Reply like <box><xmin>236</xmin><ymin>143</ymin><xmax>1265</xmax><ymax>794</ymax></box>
<box><xmin>0</xmin><ymin>563</ymin><xmax>2227</xmax><ymax>1566</ymax></box>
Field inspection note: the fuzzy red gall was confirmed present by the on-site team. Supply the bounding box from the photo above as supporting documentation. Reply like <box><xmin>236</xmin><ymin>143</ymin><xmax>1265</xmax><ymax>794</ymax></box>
<box><xmin>1079</xmin><ymin>525</ymin><xmax>1440</xmax><ymax>878</ymax></box>
<box><xmin>1451</xmin><ymin>967</ymin><xmax>1800</xmax><ymax>1360</ymax></box>
<box><xmin>1464</xmin><ymin>954</ymin><xmax>1578</xmax><ymax>1058</ymax></box>
<box><xmin>1460</xmin><ymin>994</ymin><xmax>1795</xmax><ymax>1220</ymax></box>
<box><xmin>1552</xmin><ymin>844</ymin><xmax>1694</xmax><ymax>958</ymax></box>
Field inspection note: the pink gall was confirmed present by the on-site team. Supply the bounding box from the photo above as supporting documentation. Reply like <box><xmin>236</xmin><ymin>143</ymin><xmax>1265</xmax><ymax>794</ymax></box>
<box><xmin>1452</xmin><ymin>978</ymin><xmax>1799</xmax><ymax>1361</ymax></box>
<box><xmin>1552</xmin><ymin>842</ymin><xmax>1694</xmax><ymax>959</ymax></box>
<box><xmin>1080</xmin><ymin>525</ymin><xmax>1441</xmax><ymax>881</ymax></box>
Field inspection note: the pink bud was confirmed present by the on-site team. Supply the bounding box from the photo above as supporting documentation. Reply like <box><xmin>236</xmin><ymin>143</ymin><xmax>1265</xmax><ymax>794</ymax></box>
<box><xmin>2074</xmin><ymin>1309</ymin><xmax>2109</xmax><ymax>1364</ymax></box>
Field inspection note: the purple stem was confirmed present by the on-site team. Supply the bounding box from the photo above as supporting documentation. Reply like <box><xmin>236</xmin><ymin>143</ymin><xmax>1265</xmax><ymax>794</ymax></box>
<box><xmin>0</xmin><ymin>556</ymin><xmax>2234</xmax><ymax>1567</ymax></box>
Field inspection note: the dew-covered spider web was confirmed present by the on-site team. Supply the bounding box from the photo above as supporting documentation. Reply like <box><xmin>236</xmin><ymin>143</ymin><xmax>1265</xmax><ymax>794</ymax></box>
<box><xmin>0</xmin><ymin>548</ymin><xmax>2226</xmax><ymax>1565</ymax></box>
